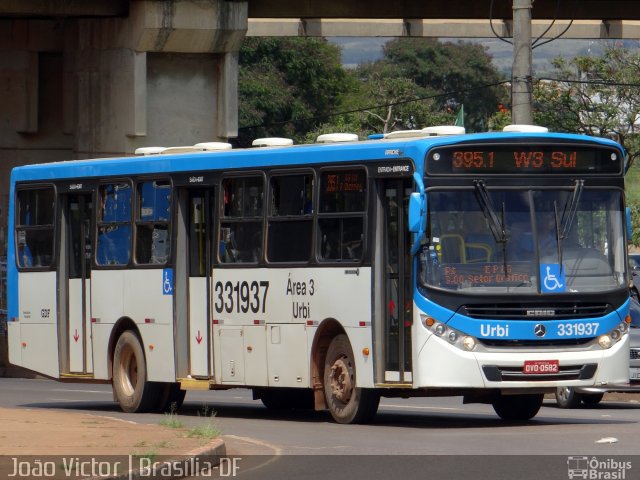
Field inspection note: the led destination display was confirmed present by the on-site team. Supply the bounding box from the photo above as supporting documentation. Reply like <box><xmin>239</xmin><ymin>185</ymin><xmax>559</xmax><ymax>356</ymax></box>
<box><xmin>427</xmin><ymin>144</ymin><xmax>622</xmax><ymax>175</ymax></box>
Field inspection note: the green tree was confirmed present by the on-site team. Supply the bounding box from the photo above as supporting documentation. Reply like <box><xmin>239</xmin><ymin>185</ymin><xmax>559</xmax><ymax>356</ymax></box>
<box><xmin>532</xmin><ymin>45</ymin><xmax>640</xmax><ymax>244</ymax></box>
<box><xmin>238</xmin><ymin>37</ymin><xmax>353</xmax><ymax>146</ymax></box>
<box><xmin>352</xmin><ymin>64</ymin><xmax>453</xmax><ymax>134</ymax></box>
<box><xmin>533</xmin><ymin>45</ymin><xmax>640</xmax><ymax>165</ymax></box>
<box><xmin>379</xmin><ymin>38</ymin><xmax>507</xmax><ymax>132</ymax></box>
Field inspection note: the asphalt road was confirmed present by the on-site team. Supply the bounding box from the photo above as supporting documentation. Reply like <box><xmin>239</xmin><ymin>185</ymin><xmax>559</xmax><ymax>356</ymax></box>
<box><xmin>2</xmin><ymin>378</ymin><xmax>639</xmax><ymax>479</ymax></box>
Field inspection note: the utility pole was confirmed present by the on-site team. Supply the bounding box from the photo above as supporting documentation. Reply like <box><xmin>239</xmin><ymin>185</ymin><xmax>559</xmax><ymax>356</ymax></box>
<box><xmin>512</xmin><ymin>0</ymin><xmax>533</xmax><ymax>124</ymax></box>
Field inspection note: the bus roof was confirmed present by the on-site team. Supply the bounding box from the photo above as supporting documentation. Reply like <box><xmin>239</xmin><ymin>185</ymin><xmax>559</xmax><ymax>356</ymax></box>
<box><xmin>10</xmin><ymin>131</ymin><xmax>624</xmax><ymax>183</ymax></box>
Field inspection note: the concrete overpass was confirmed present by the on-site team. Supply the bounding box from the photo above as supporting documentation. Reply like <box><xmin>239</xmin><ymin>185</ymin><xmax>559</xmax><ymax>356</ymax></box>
<box><xmin>247</xmin><ymin>0</ymin><xmax>640</xmax><ymax>38</ymax></box>
<box><xmin>0</xmin><ymin>0</ymin><xmax>639</xmax><ymax>253</ymax></box>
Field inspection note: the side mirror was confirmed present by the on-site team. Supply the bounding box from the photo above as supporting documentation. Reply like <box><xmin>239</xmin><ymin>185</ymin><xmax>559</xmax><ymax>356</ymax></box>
<box><xmin>408</xmin><ymin>192</ymin><xmax>424</xmax><ymax>233</ymax></box>
<box><xmin>626</xmin><ymin>207</ymin><xmax>632</xmax><ymax>241</ymax></box>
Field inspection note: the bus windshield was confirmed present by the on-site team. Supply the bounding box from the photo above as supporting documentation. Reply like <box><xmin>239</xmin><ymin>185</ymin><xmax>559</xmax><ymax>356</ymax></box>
<box><xmin>419</xmin><ymin>188</ymin><xmax>626</xmax><ymax>294</ymax></box>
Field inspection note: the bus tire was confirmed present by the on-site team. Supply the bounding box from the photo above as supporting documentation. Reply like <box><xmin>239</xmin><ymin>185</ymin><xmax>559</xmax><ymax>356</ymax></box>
<box><xmin>581</xmin><ymin>393</ymin><xmax>604</xmax><ymax>407</ymax></box>
<box><xmin>492</xmin><ymin>393</ymin><xmax>544</xmax><ymax>421</ymax></box>
<box><xmin>555</xmin><ymin>387</ymin><xmax>583</xmax><ymax>409</ymax></box>
<box><xmin>324</xmin><ymin>334</ymin><xmax>379</xmax><ymax>424</ymax></box>
<box><xmin>112</xmin><ymin>330</ymin><xmax>159</xmax><ymax>413</ymax></box>
<box><xmin>156</xmin><ymin>383</ymin><xmax>186</xmax><ymax>413</ymax></box>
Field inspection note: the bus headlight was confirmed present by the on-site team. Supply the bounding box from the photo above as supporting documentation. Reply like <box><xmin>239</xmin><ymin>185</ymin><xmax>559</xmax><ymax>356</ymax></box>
<box><xmin>421</xmin><ymin>315</ymin><xmax>477</xmax><ymax>351</ymax></box>
<box><xmin>598</xmin><ymin>335</ymin><xmax>612</xmax><ymax>349</ymax></box>
<box><xmin>463</xmin><ymin>336</ymin><xmax>477</xmax><ymax>351</ymax></box>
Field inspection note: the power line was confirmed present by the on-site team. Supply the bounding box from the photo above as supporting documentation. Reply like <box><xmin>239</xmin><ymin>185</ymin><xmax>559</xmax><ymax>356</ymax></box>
<box><xmin>239</xmin><ymin>80</ymin><xmax>511</xmax><ymax>131</ymax></box>
<box><xmin>239</xmin><ymin>76</ymin><xmax>640</xmax><ymax>133</ymax></box>
<box><xmin>537</xmin><ymin>77</ymin><xmax>640</xmax><ymax>88</ymax></box>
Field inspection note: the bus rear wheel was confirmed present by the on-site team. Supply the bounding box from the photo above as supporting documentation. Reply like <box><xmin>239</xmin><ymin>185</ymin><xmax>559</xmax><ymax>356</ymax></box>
<box><xmin>112</xmin><ymin>331</ymin><xmax>159</xmax><ymax>413</ymax></box>
<box><xmin>323</xmin><ymin>334</ymin><xmax>379</xmax><ymax>424</ymax></box>
<box><xmin>492</xmin><ymin>393</ymin><xmax>544</xmax><ymax>421</ymax></box>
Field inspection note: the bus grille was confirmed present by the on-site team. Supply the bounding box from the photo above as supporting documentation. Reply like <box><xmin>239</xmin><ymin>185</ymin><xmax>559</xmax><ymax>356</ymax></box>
<box><xmin>462</xmin><ymin>303</ymin><xmax>610</xmax><ymax>320</ymax></box>
<box><xmin>483</xmin><ymin>364</ymin><xmax>597</xmax><ymax>382</ymax></box>
<box><xmin>631</xmin><ymin>349</ymin><xmax>640</xmax><ymax>361</ymax></box>
<box><xmin>479</xmin><ymin>338</ymin><xmax>593</xmax><ymax>348</ymax></box>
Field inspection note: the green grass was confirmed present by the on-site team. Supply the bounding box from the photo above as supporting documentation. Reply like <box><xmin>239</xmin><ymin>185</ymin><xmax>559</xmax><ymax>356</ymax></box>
<box><xmin>186</xmin><ymin>404</ymin><xmax>220</xmax><ymax>440</ymax></box>
<box><xmin>159</xmin><ymin>402</ymin><xmax>185</xmax><ymax>429</ymax></box>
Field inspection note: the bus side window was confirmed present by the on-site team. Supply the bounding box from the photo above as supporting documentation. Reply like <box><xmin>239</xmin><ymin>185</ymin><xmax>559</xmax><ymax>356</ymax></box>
<box><xmin>220</xmin><ymin>176</ymin><xmax>263</xmax><ymax>264</ymax></box>
<box><xmin>267</xmin><ymin>173</ymin><xmax>313</xmax><ymax>263</ymax></box>
<box><xmin>135</xmin><ymin>180</ymin><xmax>171</xmax><ymax>265</ymax></box>
<box><xmin>15</xmin><ymin>188</ymin><xmax>55</xmax><ymax>269</ymax></box>
<box><xmin>317</xmin><ymin>169</ymin><xmax>366</xmax><ymax>262</ymax></box>
<box><xmin>96</xmin><ymin>183</ymin><xmax>132</xmax><ymax>266</ymax></box>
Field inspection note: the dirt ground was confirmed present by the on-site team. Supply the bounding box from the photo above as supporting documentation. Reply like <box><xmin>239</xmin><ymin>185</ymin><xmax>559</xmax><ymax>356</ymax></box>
<box><xmin>0</xmin><ymin>407</ymin><xmax>221</xmax><ymax>456</ymax></box>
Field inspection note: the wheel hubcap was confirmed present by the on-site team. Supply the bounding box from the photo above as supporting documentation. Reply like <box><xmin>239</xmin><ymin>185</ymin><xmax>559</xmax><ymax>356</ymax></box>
<box><xmin>558</xmin><ymin>387</ymin><xmax>570</xmax><ymax>402</ymax></box>
<box><xmin>119</xmin><ymin>347</ymin><xmax>137</xmax><ymax>396</ymax></box>
<box><xmin>330</xmin><ymin>356</ymin><xmax>353</xmax><ymax>404</ymax></box>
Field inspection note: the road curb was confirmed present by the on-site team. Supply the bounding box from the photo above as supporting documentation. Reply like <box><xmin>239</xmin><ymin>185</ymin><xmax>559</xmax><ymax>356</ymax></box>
<box><xmin>86</xmin><ymin>439</ymin><xmax>227</xmax><ymax>480</ymax></box>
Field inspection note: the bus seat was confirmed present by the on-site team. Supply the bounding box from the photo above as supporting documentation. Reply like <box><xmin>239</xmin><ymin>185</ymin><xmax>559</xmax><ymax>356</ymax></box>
<box><xmin>466</xmin><ymin>242</ymin><xmax>492</xmax><ymax>263</ymax></box>
<box><xmin>97</xmin><ymin>227</ymin><xmax>131</xmax><ymax>265</ymax></box>
<box><xmin>465</xmin><ymin>233</ymin><xmax>493</xmax><ymax>262</ymax></box>
<box><xmin>440</xmin><ymin>234</ymin><xmax>466</xmax><ymax>263</ymax></box>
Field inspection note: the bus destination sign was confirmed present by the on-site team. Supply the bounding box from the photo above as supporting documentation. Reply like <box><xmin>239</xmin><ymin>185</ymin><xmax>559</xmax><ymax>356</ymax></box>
<box><xmin>426</xmin><ymin>144</ymin><xmax>622</xmax><ymax>175</ymax></box>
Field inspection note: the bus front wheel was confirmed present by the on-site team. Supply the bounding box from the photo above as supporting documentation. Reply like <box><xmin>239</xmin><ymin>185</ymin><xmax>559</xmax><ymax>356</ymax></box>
<box><xmin>112</xmin><ymin>330</ymin><xmax>159</xmax><ymax>413</ymax></box>
<box><xmin>492</xmin><ymin>393</ymin><xmax>543</xmax><ymax>421</ymax></box>
<box><xmin>323</xmin><ymin>334</ymin><xmax>379</xmax><ymax>424</ymax></box>
<box><xmin>555</xmin><ymin>387</ymin><xmax>583</xmax><ymax>409</ymax></box>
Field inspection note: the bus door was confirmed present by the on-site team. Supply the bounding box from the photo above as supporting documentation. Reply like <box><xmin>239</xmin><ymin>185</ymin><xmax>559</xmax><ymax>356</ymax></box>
<box><xmin>380</xmin><ymin>179</ymin><xmax>413</xmax><ymax>383</ymax></box>
<box><xmin>178</xmin><ymin>188</ymin><xmax>215</xmax><ymax>378</ymax></box>
<box><xmin>60</xmin><ymin>193</ymin><xmax>94</xmax><ymax>374</ymax></box>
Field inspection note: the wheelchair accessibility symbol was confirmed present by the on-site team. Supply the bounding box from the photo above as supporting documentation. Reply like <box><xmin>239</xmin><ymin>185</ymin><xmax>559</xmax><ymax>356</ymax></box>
<box><xmin>163</xmin><ymin>268</ymin><xmax>173</xmax><ymax>295</ymax></box>
<box><xmin>540</xmin><ymin>263</ymin><xmax>565</xmax><ymax>293</ymax></box>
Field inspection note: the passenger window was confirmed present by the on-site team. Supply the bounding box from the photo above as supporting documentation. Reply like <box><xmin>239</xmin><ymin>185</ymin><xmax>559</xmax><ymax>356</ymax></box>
<box><xmin>96</xmin><ymin>183</ymin><xmax>132</xmax><ymax>266</ymax></box>
<box><xmin>220</xmin><ymin>176</ymin><xmax>263</xmax><ymax>263</ymax></box>
<box><xmin>15</xmin><ymin>188</ymin><xmax>55</xmax><ymax>268</ymax></box>
<box><xmin>267</xmin><ymin>173</ymin><xmax>313</xmax><ymax>263</ymax></box>
<box><xmin>318</xmin><ymin>169</ymin><xmax>366</xmax><ymax>262</ymax></box>
<box><xmin>135</xmin><ymin>180</ymin><xmax>171</xmax><ymax>265</ymax></box>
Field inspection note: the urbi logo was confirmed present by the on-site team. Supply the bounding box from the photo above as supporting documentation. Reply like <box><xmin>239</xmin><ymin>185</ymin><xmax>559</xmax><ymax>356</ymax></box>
<box><xmin>480</xmin><ymin>324</ymin><xmax>510</xmax><ymax>337</ymax></box>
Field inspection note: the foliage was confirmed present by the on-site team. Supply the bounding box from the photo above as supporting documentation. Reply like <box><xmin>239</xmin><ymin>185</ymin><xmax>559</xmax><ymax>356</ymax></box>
<box><xmin>378</xmin><ymin>39</ymin><xmax>508</xmax><ymax>132</ymax></box>
<box><xmin>533</xmin><ymin>45</ymin><xmax>640</xmax><ymax>165</ymax></box>
<box><xmin>487</xmin><ymin>103</ymin><xmax>512</xmax><ymax>132</ymax></box>
<box><xmin>237</xmin><ymin>37</ymin><xmax>352</xmax><ymax>146</ymax></box>
<box><xmin>351</xmin><ymin>64</ymin><xmax>453</xmax><ymax>134</ymax></box>
<box><xmin>532</xmin><ymin>45</ymin><xmax>640</xmax><ymax>244</ymax></box>
<box><xmin>237</xmin><ymin>37</ymin><xmax>507</xmax><ymax>144</ymax></box>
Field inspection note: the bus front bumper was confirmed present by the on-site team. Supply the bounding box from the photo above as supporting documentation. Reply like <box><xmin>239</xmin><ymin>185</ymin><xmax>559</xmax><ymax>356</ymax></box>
<box><xmin>413</xmin><ymin>333</ymin><xmax>629</xmax><ymax>391</ymax></box>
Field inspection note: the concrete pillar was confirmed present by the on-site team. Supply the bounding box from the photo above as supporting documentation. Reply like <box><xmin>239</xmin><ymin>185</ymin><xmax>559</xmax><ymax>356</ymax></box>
<box><xmin>0</xmin><ymin>3</ymin><xmax>248</xmax><ymax>370</ymax></box>
<box><xmin>0</xmin><ymin>1</ymin><xmax>247</xmax><ymax>162</ymax></box>
<box><xmin>67</xmin><ymin>0</ymin><xmax>248</xmax><ymax>157</ymax></box>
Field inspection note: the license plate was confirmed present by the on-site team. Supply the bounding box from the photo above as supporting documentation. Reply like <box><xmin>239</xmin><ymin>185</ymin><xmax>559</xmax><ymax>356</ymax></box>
<box><xmin>630</xmin><ymin>368</ymin><xmax>640</xmax><ymax>381</ymax></box>
<box><xmin>523</xmin><ymin>360</ymin><xmax>559</xmax><ymax>374</ymax></box>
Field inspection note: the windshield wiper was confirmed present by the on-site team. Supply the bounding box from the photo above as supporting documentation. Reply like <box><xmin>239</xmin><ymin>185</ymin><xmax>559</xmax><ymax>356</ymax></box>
<box><xmin>560</xmin><ymin>180</ymin><xmax>584</xmax><ymax>240</ymax></box>
<box><xmin>553</xmin><ymin>201</ymin><xmax>563</xmax><ymax>273</ymax></box>
<box><xmin>474</xmin><ymin>180</ymin><xmax>509</xmax><ymax>272</ymax></box>
<box><xmin>555</xmin><ymin>180</ymin><xmax>584</xmax><ymax>273</ymax></box>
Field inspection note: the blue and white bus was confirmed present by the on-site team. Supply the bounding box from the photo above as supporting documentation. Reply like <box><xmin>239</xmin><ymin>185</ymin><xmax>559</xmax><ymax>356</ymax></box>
<box><xmin>6</xmin><ymin>126</ymin><xmax>631</xmax><ymax>423</ymax></box>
